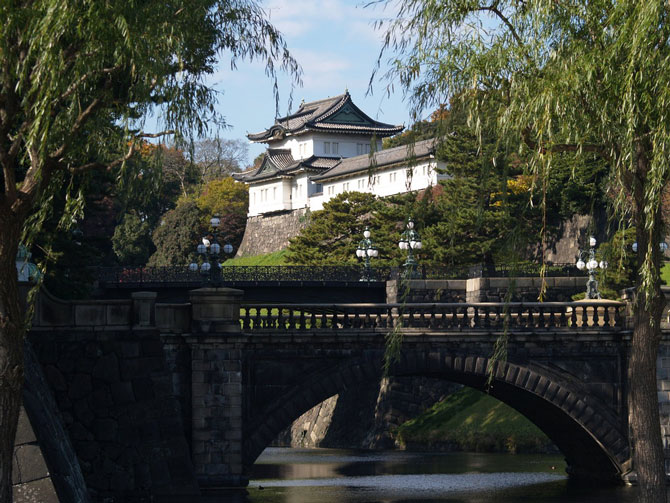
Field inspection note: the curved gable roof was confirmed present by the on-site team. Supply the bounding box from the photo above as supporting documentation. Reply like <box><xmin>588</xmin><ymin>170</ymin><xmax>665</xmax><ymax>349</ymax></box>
<box><xmin>247</xmin><ymin>91</ymin><xmax>403</xmax><ymax>142</ymax></box>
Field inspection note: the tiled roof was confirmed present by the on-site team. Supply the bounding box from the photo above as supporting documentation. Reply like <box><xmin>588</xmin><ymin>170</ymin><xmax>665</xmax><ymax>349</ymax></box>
<box><xmin>310</xmin><ymin>139</ymin><xmax>437</xmax><ymax>182</ymax></box>
<box><xmin>247</xmin><ymin>91</ymin><xmax>403</xmax><ymax>142</ymax></box>
<box><xmin>232</xmin><ymin>151</ymin><xmax>335</xmax><ymax>183</ymax></box>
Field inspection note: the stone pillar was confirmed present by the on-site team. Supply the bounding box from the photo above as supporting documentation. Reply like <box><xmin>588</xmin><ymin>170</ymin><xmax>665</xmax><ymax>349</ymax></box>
<box><xmin>189</xmin><ymin>288</ymin><xmax>243</xmax><ymax>334</ymax></box>
<box><xmin>132</xmin><ymin>291</ymin><xmax>157</xmax><ymax>327</ymax></box>
<box><xmin>187</xmin><ymin>287</ymin><xmax>246</xmax><ymax>487</ymax></box>
<box><xmin>466</xmin><ymin>277</ymin><xmax>487</xmax><ymax>302</ymax></box>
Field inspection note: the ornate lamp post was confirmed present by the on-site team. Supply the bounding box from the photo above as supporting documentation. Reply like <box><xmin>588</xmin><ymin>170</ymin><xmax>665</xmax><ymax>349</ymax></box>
<box><xmin>356</xmin><ymin>227</ymin><xmax>378</xmax><ymax>281</ymax></box>
<box><xmin>188</xmin><ymin>214</ymin><xmax>234</xmax><ymax>286</ymax></box>
<box><xmin>576</xmin><ymin>236</ymin><xmax>608</xmax><ymax>299</ymax></box>
<box><xmin>398</xmin><ymin>218</ymin><xmax>422</xmax><ymax>279</ymax></box>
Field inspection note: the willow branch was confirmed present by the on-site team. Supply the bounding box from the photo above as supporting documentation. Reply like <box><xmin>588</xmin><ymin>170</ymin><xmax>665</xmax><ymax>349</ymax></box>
<box><xmin>522</xmin><ymin>128</ymin><xmax>611</xmax><ymax>162</ymax></box>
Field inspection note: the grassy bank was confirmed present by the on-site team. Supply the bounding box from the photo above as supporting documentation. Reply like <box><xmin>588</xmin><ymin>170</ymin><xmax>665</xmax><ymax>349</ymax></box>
<box><xmin>394</xmin><ymin>387</ymin><xmax>554</xmax><ymax>454</ymax></box>
<box><xmin>222</xmin><ymin>250</ymin><xmax>287</xmax><ymax>266</ymax></box>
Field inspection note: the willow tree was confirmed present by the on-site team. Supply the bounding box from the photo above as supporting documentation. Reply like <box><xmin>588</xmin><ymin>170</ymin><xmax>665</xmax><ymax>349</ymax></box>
<box><xmin>0</xmin><ymin>2</ymin><xmax>298</xmax><ymax>501</ymax></box>
<box><xmin>376</xmin><ymin>1</ymin><xmax>670</xmax><ymax>500</ymax></box>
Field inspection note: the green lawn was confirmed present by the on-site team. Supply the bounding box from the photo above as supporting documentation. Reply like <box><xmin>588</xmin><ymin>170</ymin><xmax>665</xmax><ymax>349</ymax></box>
<box><xmin>222</xmin><ymin>249</ymin><xmax>288</xmax><ymax>266</ymax></box>
<box><xmin>662</xmin><ymin>262</ymin><xmax>670</xmax><ymax>285</ymax></box>
<box><xmin>394</xmin><ymin>387</ymin><xmax>554</xmax><ymax>454</ymax></box>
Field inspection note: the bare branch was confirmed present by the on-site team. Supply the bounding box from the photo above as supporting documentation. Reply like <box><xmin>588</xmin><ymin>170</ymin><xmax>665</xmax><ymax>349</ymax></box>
<box><xmin>69</xmin><ymin>141</ymin><xmax>136</xmax><ymax>174</ymax></box>
<box><xmin>522</xmin><ymin>128</ymin><xmax>611</xmax><ymax>162</ymax></box>
<box><xmin>49</xmin><ymin>97</ymin><xmax>103</xmax><ymax>161</ymax></box>
<box><xmin>57</xmin><ymin>65</ymin><xmax>121</xmax><ymax>104</ymax></box>
<box><xmin>135</xmin><ymin>130</ymin><xmax>175</xmax><ymax>139</ymax></box>
<box><xmin>477</xmin><ymin>5</ymin><xmax>523</xmax><ymax>47</ymax></box>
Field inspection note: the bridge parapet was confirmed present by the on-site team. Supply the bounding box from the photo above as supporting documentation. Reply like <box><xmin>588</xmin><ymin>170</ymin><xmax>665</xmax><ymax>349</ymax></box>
<box><xmin>239</xmin><ymin>301</ymin><xmax>626</xmax><ymax>333</ymax></box>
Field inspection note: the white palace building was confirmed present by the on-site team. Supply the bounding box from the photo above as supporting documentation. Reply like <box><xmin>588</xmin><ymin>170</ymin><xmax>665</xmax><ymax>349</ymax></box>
<box><xmin>234</xmin><ymin>91</ymin><xmax>448</xmax><ymax>217</ymax></box>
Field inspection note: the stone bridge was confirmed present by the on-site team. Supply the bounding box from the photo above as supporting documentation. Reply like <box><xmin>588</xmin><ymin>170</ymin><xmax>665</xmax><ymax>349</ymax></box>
<box><xmin>16</xmin><ymin>286</ymin><xmax>670</xmax><ymax>500</ymax></box>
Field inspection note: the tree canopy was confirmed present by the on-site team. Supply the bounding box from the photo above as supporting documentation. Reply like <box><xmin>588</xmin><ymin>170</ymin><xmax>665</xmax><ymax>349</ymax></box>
<box><xmin>376</xmin><ymin>1</ymin><xmax>670</xmax><ymax>498</ymax></box>
<box><xmin>0</xmin><ymin>2</ymin><xmax>299</xmax><ymax>501</ymax></box>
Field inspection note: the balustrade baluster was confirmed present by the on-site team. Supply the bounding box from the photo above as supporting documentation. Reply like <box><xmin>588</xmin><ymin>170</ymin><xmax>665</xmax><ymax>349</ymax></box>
<box><xmin>592</xmin><ymin>304</ymin><xmax>600</xmax><ymax>327</ymax></box>
<box><xmin>288</xmin><ymin>310</ymin><xmax>295</xmax><ymax>330</ymax></box>
<box><xmin>310</xmin><ymin>311</ymin><xmax>317</xmax><ymax>331</ymax></box>
<box><xmin>570</xmin><ymin>305</ymin><xmax>577</xmax><ymax>327</ymax></box>
<box><xmin>342</xmin><ymin>308</ymin><xmax>351</xmax><ymax>329</ymax></box>
<box><xmin>429</xmin><ymin>306</ymin><xmax>437</xmax><ymax>329</ymax></box>
<box><xmin>483</xmin><ymin>306</ymin><xmax>490</xmax><ymax>328</ymax></box>
<box><xmin>279</xmin><ymin>308</ymin><xmax>287</xmax><ymax>330</ymax></box>
<box><xmin>299</xmin><ymin>310</ymin><xmax>306</xmax><ymax>331</ymax></box>
<box><xmin>473</xmin><ymin>306</ymin><xmax>480</xmax><ymax>328</ymax></box>
<box><xmin>581</xmin><ymin>306</ymin><xmax>588</xmax><ymax>328</ymax></box>
<box><xmin>515</xmin><ymin>305</ymin><xmax>523</xmax><ymax>328</ymax></box>
<box><xmin>331</xmin><ymin>308</ymin><xmax>338</xmax><ymax>330</ymax></box>
<box><xmin>243</xmin><ymin>308</ymin><xmax>250</xmax><ymax>331</ymax></box>
<box><xmin>321</xmin><ymin>310</ymin><xmax>328</xmax><ymax>329</ymax></box>
<box><xmin>419</xmin><ymin>307</ymin><xmax>428</xmax><ymax>328</ymax></box>
<box><xmin>460</xmin><ymin>306</ymin><xmax>469</xmax><ymax>329</ymax></box>
<box><xmin>375</xmin><ymin>310</ymin><xmax>383</xmax><ymax>329</ymax></box>
<box><xmin>494</xmin><ymin>306</ymin><xmax>502</xmax><ymax>329</ymax></box>
<box><xmin>603</xmin><ymin>306</ymin><xmax>611</xmax><ymax>327</ymax></box>
<box><xmin>406</xmin><ymin>307</ymin><xmax>414</xmax><ymax>328</ymax></box>
<box><xmin>548</xmin><ymin>308</ymin><xmax>556</xmax><ymax>328</ymax></box>
<box><xmin>537</xmin><ymin>306</ymin><xmax>545</xmax><ymax>328</ymax></box>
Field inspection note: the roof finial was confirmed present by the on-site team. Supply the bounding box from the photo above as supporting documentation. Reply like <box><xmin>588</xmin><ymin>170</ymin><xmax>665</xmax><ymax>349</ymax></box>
<box><xmin>345</xmin><ymin>87</ymin><xmax>349</xmax><ymax>95</ymax></box>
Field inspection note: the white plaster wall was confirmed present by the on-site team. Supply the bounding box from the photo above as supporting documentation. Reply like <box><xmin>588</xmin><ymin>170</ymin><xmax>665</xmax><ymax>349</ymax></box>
<box><xmin>268</xmin><ymin>133</ymin><xmax>382</xmax><ymax>160</ymax></box>
<box><xmin>309</xmin><ymin>192</ymin><xmax>325</xmax><ymax>211</ymax></box>
<box><xmin>248</xmin><ymin>179</ymin><xmax>292</xmax><ymax>216</ymax></box>
<box><xmin>291</xmin><ymin>173</ymin><xmax>314</xmax><ymax>210</ymax></box>
<box><xmin>319</xmin><ymin>159</ymin><xmax>446</xmax><ymax>206</ymax></box>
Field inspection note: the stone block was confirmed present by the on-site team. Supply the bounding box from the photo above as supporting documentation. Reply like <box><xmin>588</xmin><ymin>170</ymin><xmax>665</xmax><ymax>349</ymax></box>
<box><xmin>111</xmin><ymin>382</ymin><xmax>135</xmax><ymax>404</ymax></box>
<box><xmin>92</xmin><ymin>418</ymin><xmax>118</xmax><ymax>442</ymax></box>
<box><xmin>132</xmin><ymin>377</ymin><xmax>155</xmax><ymax>401</ymax></box>
<box><xmin>92</xmin><ymin>353</ymin><xmax>119</xmax><ymax>383</ymax></box>
<box><xmin>69</xmin><ymin>374</ymin><xmax>92</xmax><ymax>400</ymax></box>
<box><xmin>75</xmin><ymin>304</ymin><xmax>106</xmax><ymax>326</ymax></box>
<box><xmin>12</xmin><ymin>444</ymin><xmax>49</xmax><ymax>484</ymax></box>
<box><xmin>107</xmin><ymin>303</ymin><xmax>131</xmax><ymax>326</ymax></box>
<box><xmin>132</xmin><ymin>291</ymin><xmax>157</xmax><ymax>327</ymax></box>
<box><xmin>14</xmin><ymin>408</ymin><xmax>37</xmax><ymax>445</ymax></box>
<box><xmin>12</xmin><ymin>477</ymin><xmax>59</xmax><ymax>503</ymax></box>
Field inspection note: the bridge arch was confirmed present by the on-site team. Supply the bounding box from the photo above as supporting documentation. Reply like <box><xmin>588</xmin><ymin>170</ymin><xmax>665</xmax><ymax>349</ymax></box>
<box><xmin>244</xmin><ymin>350</ymin><xmax>629</xmax><ymax>482</ymax></box>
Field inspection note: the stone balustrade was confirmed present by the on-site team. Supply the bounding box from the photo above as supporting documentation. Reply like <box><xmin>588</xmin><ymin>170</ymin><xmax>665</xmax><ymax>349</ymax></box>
<box><xmin>239</xmin><ymin>301</ymin><xmax>626</xmax><ymax>332</ymax></box>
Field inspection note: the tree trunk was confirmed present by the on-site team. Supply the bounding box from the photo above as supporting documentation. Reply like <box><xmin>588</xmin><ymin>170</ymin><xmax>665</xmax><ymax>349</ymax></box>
<box><xmin>0</xmin><ymin>216</ymin><xmax>24</xmax><ymax>503</ymax></box>
<box><xmin>629</xmin><ymin>140</ymin><xmax>667</xmax><ymax>502</ymax></box>
<box><xmin>630</xmin><ymin>289</ymin><xmax>666</xmax><ymax>502</ymax></box>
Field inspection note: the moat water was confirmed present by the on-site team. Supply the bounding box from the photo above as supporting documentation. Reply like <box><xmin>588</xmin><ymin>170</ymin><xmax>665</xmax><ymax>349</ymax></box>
<box><xmin>187</xmin><ymin>447</ymin><xmax>658</xmax><ymax>502</ymax></box>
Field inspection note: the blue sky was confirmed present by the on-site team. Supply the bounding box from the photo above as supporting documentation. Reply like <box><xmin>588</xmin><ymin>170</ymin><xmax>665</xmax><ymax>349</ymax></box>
<box><xmin>200</xmin><ymin>0</ymin><xmax>415</xmax><ymax>164</ymax></box>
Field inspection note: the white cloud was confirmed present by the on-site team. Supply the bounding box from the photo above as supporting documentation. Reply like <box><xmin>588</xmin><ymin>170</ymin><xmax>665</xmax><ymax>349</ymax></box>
<box><xmin>264</xmin><ymin>0</ymin><xmax>393</xmax><ymax>42</ymax></box>
<box><xmin>290</xmin><ymin>48</ymin><xmax>351</xmax><ymax>92</ymax></box>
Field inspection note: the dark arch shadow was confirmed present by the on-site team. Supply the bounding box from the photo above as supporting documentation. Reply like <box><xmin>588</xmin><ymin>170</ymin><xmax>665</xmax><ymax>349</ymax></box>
<box><xmin>244</xmin><ymin>350</ymin><xmax>629</xmax><ymax>483</ymax></box>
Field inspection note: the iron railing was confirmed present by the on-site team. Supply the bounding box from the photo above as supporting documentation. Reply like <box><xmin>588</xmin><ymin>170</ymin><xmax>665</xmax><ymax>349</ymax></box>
<box><xmin>240</xmin><ymin>301</ymin><xmax>625</xmax><ymax>332</ymax></box>
<box><xmin>94</xmin><ymin>263</ymin><xmax>583</xmax><ymax>287</ymax></box>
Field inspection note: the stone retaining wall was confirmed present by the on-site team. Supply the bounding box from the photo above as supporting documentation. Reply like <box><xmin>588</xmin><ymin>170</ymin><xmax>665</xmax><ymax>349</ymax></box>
<box><xmin>236</xmin><ymin>208</ymin><xmax>309</xmax><ymax>257</ymax></box>
<box><xmin>27</xmin><ymin>290</ymin><xmax>198</xmax><ymax>502</ymax></box>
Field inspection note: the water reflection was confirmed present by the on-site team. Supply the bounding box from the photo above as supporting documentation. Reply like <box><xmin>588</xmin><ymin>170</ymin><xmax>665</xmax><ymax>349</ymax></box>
<box><xmin>244</xmin><ymin>448</ymin><xmax>646</xmax><ymax>503</ymax></box>
<box><xmin>162</xmin><ymin>448</ymin><xmax>662</xmax><ymax>503</ymax></box>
